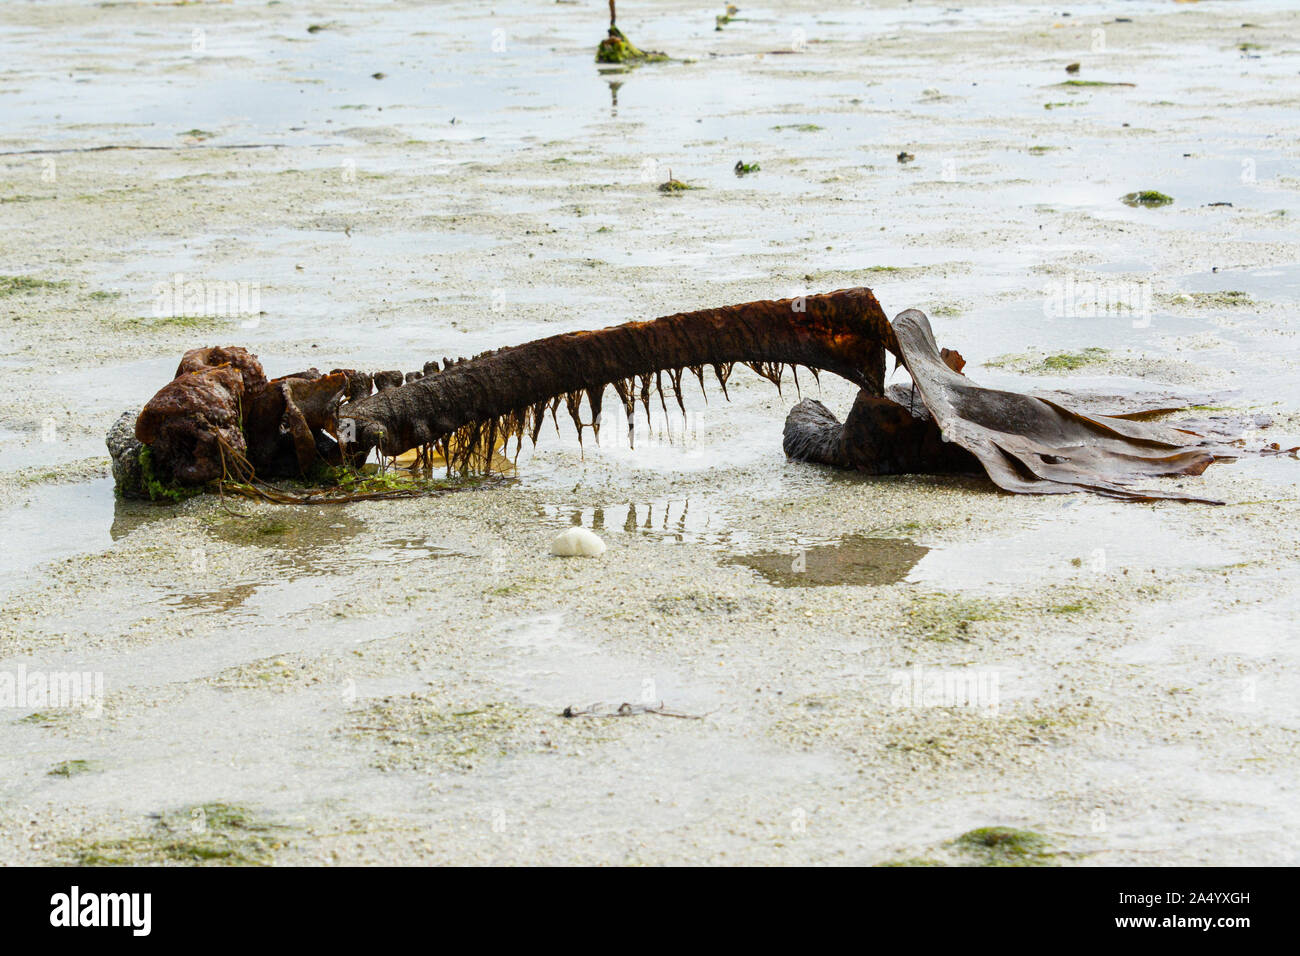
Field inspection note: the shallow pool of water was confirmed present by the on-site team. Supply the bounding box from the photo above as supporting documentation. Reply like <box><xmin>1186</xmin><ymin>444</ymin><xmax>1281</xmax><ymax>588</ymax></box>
<box><xmin>726</xmin><ymin>534</ymin><xmax>929</xmax><ymax>587</ymax></box>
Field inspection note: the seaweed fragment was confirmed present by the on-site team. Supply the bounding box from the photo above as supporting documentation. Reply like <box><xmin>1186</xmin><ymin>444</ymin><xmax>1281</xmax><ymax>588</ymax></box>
<box><xmin>120</xmin><ymin>288</ymin><xmax>1266</xmax><ymax>504</ymax></box>
<box><xmin>596</xmin><ymin>2</ymin><xmax>667</xmax><ymax>64</ymax></box>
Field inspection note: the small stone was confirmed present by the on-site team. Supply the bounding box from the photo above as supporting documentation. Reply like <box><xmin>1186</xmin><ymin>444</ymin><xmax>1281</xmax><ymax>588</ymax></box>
<box><xmin>105</xmin><ymin>409</ymin><xmax>145</xmax><ymax>499</ymax></box>
<box><xmin>551</xmin><ymin>527</ymin><xmax>606</xmax><ymax>557</ymax></box>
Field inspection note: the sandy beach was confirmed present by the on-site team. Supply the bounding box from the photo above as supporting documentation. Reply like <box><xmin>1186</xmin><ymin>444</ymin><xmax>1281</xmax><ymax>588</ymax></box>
<box><xmin>1</xmin><ymin>0</ymin><xmax>1298</xmax><ymax>865</ymax></box>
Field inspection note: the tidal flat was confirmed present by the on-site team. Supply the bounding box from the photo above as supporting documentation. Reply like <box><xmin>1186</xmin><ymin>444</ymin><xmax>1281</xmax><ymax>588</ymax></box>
<box><xmin>1</xmin><ymin>0</ymin><xmax>1298</xmax><ymax>865</ymax></box>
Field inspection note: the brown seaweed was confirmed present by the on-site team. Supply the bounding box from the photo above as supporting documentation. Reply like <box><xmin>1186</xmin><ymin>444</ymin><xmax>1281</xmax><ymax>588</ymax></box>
<box><xmin>120</xmin><ymin>289</ymin><xmax>1259</xmax><ymax>502</ymax></box>
<box><xmin>885</xmin><ymin>308</ymin><xmax>1234</xmax><ymax>502</ymax></box>
<box><xmin>337</xmin><ymin>288</ymin><xmax>892</xmax><ymax>468</ymax></box>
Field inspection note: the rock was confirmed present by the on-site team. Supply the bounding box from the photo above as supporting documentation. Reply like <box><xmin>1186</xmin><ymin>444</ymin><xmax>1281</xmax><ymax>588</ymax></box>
<box><xmin>551</xmin><ymin>527</ymin><xmax>606</xmax><ymax>557</ymax></box>
<box><xmin>106</xmin><ymin>409</ymin><xmax>145</xmax><ymax>498</ymax></box>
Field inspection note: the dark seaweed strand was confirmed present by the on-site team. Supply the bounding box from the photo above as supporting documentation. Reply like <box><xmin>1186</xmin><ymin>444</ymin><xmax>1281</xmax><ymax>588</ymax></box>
<box><xmin>339</xmin><ymin>288</ymin><xmax>894</xmax><ymax>471</ymax></box>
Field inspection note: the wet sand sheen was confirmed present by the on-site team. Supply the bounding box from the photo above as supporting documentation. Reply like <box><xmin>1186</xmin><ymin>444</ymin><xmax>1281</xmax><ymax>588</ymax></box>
<box><xmin>0</xmin><ymin>0</ymin><xmax>1298</xmax><ymax>865</ymax></box>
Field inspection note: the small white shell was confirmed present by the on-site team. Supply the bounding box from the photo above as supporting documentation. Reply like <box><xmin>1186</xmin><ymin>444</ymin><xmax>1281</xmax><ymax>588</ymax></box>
<box><xmin>551</xmin><ymin>527</ymin><xmax>607</xmax><ymax>557</ymax></box>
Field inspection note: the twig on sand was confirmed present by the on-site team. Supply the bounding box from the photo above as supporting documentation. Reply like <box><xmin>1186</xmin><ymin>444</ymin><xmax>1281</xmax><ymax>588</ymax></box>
<box><xmin>561</xmin><ymin>701</ymin><xmax>706</xmax><ymax>720</ymax></box>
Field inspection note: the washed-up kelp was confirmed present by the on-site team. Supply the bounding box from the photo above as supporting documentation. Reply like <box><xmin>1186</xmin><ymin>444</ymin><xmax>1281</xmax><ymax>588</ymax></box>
<box><xmin>596</xmin><ymin>0</ymin><xmax>667</xmax><ymax>64</ymax></box>
<box><xmin>894</xmin><ymin>309</ymin><xmax>1232</xmax><ymax>501</ymax></box>
<box><xmin>338</xmin><ymin>288</ymin><xmax>890</xmax><ymax>468</ymax></box>
<box><xmin>130</xmin><ymin>346</ymin><xmax>369</xmax><ymax>485</ymax></box>
<box><xmin>112</xmin><ymin>287</ymin><xmax>1251</xmax><ymax>503</ymax></box>
<box><xmin>785</xmin><ymin>309</ymin><xmax>1234</xmax><ymax>502</ymax></box>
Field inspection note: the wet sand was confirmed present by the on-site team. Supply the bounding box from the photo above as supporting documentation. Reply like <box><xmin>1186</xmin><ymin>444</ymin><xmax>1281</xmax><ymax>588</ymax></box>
<box><xmin>1</xmin><ymin>0</ymin><xmax>1298</xmax><ymax>865</ymax></box>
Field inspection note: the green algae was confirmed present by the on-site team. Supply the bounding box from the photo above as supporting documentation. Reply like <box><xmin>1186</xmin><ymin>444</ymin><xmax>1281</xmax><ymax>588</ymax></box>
<box><xmin>1122</xmin><ymin>190</ymin><xmax>1174</xmax><ymax>207</ymax></box>
<box><xmin>329</xmin><ymin>466</ymin><xmax>491</xmax><ymax>495</ymax></box>
<box><xmin>138</xmin><ymin>446</ymin><xmax>202</xmax><ymax>503</ymax></box>
<box><xmin>905</xmin><ymin>593</ymin><xmax>1007</xmax><ymax>642</ymax></box>
<box><xmin>1042</xmin><ymin>349</ymin><xmax>1110</xmax><ymax>371</ymax></box>
<box><xmin>17</xmin><ymin>470</ymin><xmax>63</xmax><ymax>488</ymax></box>
<box><xmin>1049</xmin><ymin>601</ymin><xmax>1094</xmax><ymax>614</ymax></box>
<box><xmin>111</xmin><ymin>314</ymin><xmax>231</xmax><ymax>333</ymax></box>
<box><xmin>875</xmin><ymin>857</ymin><xmax>948</xmax><ymax>867</ymax></box>
<box><xmin>985</xmin><ymin>348</ymin><xmax>1109</xmax><ymax>374</ymax></box>
<box><xmin>658</xmin><ymin>176</ymin><xmax>699</xmax><ymax>193</ymax></box>
<box><xmin>596</xmin><ymin>26</ymin><xmax>667</xmax><ymax>64</ymax></box>
<box><xmin>48</xmin><ymin>759</ymin><xmax>99</xmax><ymax>778</ymax></box>
<box><xmin>0</xmin><ymin>275</ymin><xmax>68</xmax><ymax>297</ymax></box>
<box><xmin>68</xmin><ymin>802</ymin><xmax>287</xmax><ymax>866</ymax></box>
<box><xmin>953</xmin><ymin>827</ymin><xmax>1057</xmax><ymax>866</ymax></box>
<box><xmin>876</xmin><ymin>827</ymin><xmax>1061</xmax><ymax>868</ymax></box>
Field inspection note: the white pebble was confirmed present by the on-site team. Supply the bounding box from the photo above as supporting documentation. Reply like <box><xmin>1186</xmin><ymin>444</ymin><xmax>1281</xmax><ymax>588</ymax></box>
<box><xmin>551</xmin><ymin>527</ymin><xmax>606</xmax><ymax>557</ymax></box>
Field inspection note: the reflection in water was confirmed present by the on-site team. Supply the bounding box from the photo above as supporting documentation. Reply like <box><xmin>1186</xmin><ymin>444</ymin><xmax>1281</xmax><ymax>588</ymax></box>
<box><xmin>179</xmin><ymin>512</ymin><xmax>461</xmax><ymax>615</ymax></box>
<box><xmin>205</xmin><ymin>507</ymin><xmax>367</xmax><ymax>571</ymax></box>
<box><xmin>539</xmin><ymin>497</ymin><xmax>728</xmax><ymax>544</ymax></box>
<box><xmin>362</xmin><ymin>535</ymin><xmax>459</xmax><ymax>563</ymax></box>
<box><xmin>164</xmin><ymin>583</ymin><xmax>259</xmax><ymax>614</ymax></box>
<box><xmin>725</xmin><ymin>536</ymin><xmax>929</xmax><ymax>587</ymax></box>
<box><xmin>111</xmin><ymin>496</ymin><xmax>175</xmax><ymax>540</ymax></box>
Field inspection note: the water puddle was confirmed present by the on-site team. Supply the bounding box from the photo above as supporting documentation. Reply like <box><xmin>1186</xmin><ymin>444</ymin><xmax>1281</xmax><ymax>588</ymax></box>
<box><xmin>1095</xmin><ymin>258</ymin><xmax>1156</xmax><ymax>275</ymax></box>
<box><xmin>204</xmin><ymin>511</ymin><xmax>465</xmax><ymax>572</ymax></box>
<box><xmin>725</xmin><ymin>535</ymin><xmax>929</xmax><ymax>587</ymax></box>
<box><xmin>39</xmin><ymin>356</ymin><xmax>184</xmax><ymax>417</ymax></box>
<box><xmin>0</xmin><ymin>431</ymin><xmax>116</xmax><ymax>475</ymax></box>
<box><xmin>167</xmin><ymin>511</ymin><xmax>462</xmax><ymax>617</ymax></box>
<box><xmin>98</xmin><ymin>227</ymin><xmax>507</xmax><ymax>351</ymax></box>
<box><xmin>1236</xmin><ymin>450</ymin><xmax>1300</xmax><ymax>488</ymax></box>
<box><xmin>0</xmin><ymin>478</ymin><xmax>130</xmax><ymax>600</ymax></box>
<box><xmin>960</xmin><ymin>297</ymin><xmax>1241</xmax><ymax>373</ymax></box>
<box><xmin>1178</xmin><ymin>264</ymin><xmax>1300</xmax><ymax>305</ymax></box>
<box><xmin>163</xmin><ymin>582</ymin><xmax>260</xmax><ymax>616</ymax></box>
<box><xmin>908</xmin><ymin>504</ymin><xmax>1241</xmax><ymax>593</ymax></box>
<box><xmin>359</xmin><ymin>535</ymin><xmax>461</xmax><ymax>564</ymax></box>
<box><xmin>483</xmin><ymin>612</ymin><xmax>709</xmax><ymax>708</ymax></box>
<box><xmin>204</xmin><ymin>507</ymin><xmax>368</xmax><ymax>571</ymax></box>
